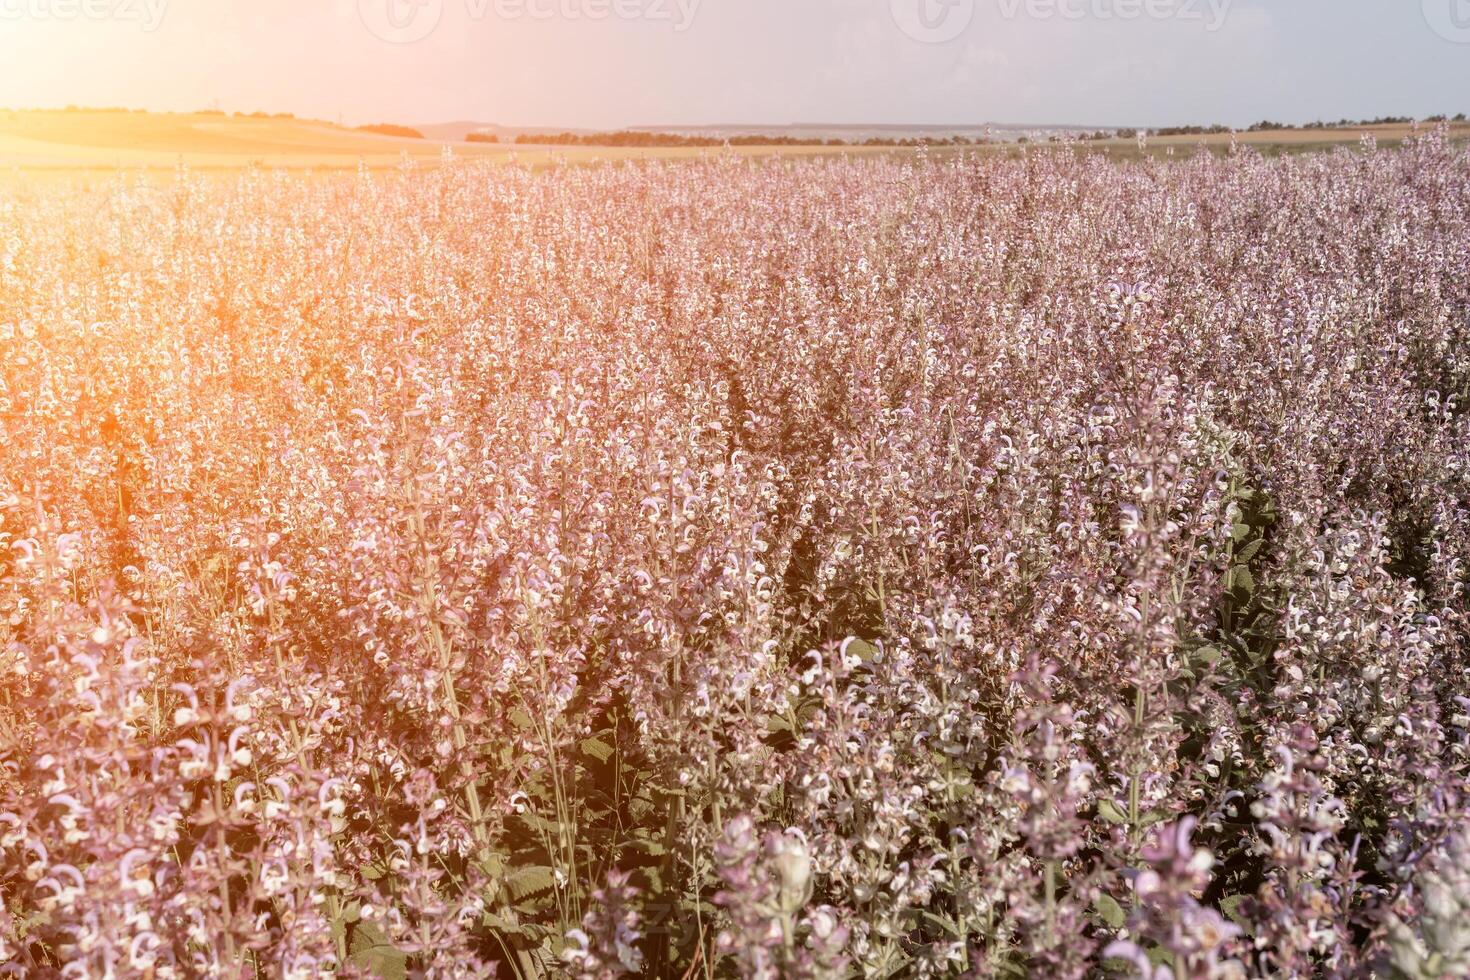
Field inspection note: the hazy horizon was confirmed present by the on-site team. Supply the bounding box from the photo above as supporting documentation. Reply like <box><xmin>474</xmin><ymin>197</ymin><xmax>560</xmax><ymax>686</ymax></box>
<box><xmin>2</xmin><ymin>0</ymin><xmax>1469</xmax><ymax>130</ymax></box>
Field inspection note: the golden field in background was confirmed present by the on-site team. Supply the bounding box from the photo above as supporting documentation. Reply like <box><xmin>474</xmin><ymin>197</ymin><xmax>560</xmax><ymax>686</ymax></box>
<box><xmin>1</xmin><ymin>109</ymin><xmax>1466</xmax><ymax>174</ymax></box>
<box><xmin>0</xmin><ymin>109</ymin><xmax>898</xmax><ymax>171</ymax></box>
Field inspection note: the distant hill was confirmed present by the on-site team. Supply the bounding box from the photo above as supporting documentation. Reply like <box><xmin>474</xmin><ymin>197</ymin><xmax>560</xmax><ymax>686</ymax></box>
<box><xmin>5</xmin><ymin>108</ymin><xmax>1463</xmax><ymax>171</ymax></box>
<box><xmin>425</xmin><ymin>120</ymin><xmax>1113</xmax><ymax>144</ymax></box>
<box><xmin>0</xmin><ymin>109</ymin><xmax>915</xmax><ymax>169</ymax></box>
<box><xmin>626</xmin><ymin>122</ymin><xmax>1093</xmax><ymax>141</ymax></box>
<box><xmin>417</xmin><ymin>121</ymin><xmax>604</xmax><ymax>142</ymax></box>
<box><xmin>0</xmin><ymin>109</ymin><xmax>509</xmax><ymax>168</ymax></box>
<box><xmin>416</xmin><ymin>120</ymin><xmax>499</xmax><ymax>142</ymax></box>
<box><xmin>357</xmin><ymin>123</ymin><xmax>425</xmax><ymax>139</ymax></box>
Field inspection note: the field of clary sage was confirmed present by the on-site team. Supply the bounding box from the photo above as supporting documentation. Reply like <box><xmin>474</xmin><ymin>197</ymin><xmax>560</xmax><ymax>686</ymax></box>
<box><xmin>2</xmin><ymin>134</ymin><xmax>1470</xmax><ymax>977</ymax></box>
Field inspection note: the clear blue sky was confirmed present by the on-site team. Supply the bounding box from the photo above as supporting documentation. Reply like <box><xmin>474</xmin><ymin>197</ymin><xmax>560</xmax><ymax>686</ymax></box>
<box><xmin>1</xmin><ymin>0</ymin><xmax>1468</xmax><ymax>128</ymax></box>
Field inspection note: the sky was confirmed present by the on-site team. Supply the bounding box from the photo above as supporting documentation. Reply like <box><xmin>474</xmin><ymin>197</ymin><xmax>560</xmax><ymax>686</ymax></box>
<box><xmin>1</xmin><ymin>0</ymin><xmax>1468</xmax><ymax>129</ymax></box>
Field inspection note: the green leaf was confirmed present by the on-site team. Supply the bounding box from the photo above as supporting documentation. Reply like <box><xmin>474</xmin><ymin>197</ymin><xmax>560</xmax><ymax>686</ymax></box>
<box><xmin>626</xmin><ymin>836</ymin><xmax>668</xmax><ymax>857</ymax></box>
<box><xmin>349</xmin><ymin>921</ymin><xmax>408</xmax><ymax>980</ymax></box>
<box><xmin>795</xmin><ymin>697</ymin><xmax>823</xmax><ymax>725</ymax></box>
<box><xmin>1148</xmin><ymin>945</ymin><xmax>1176</xmax><ymax>968</ymax></box>
<box><xmin>1226</xmin><ymin>565</ymin><xmax>1255</xmax><ymax>596</ymax></box>
<box><xmin>1231</xmin><ymin>523</ymin><xmax>1253</xmax><ymax>543</ymax></box>
<box><xmin>513</xmin><ymin>921</ymin><xmax>554</xmax><ymax>943</ymax></box>
<box><xmin>1234</xmin><ymin>539</ymin><xmax>1263</xmax><ymax>563</ymax></box>
<box><xmin>505</xmin><ymin>865</ymin><xmax>558</xmax><ymax>903</ymax></box>
<box><xmin>1220</xmin><ymin>894</ymin><xmax>1252</xmax><ymax>933</ymax></box>
<box><xmin>677</xmin><ymin>898</ymin><xmax>717</xmax><ymax>916</ymax></box>
<box><xmin>513</xmin><ymin>809</ymin><xmax>562</xmax><ymax>836</ymax></box>
<box><xmin>580</xmin><ymin>737</ymin><xmax>615</xmax><ymax>764</ymax></box>
<box><xmin>765</xmin><ymin>714</ymin><xmax>793</xmax><ymax>734</ymax></box>
<box><xmin>1095</xmin><ymin>893</ymin><xmax>1127</xmax><ymax>930</ymax></box>
<box><xmin>920</xmin><ymin>910</ymin><xmax>962</xmax><ymax>937</ymax></box>
<box><xmin>477</xmin><ymin>850</ymin><xmax>507</xmax><ymax>878</ymax></box>
<box><xmin>481</xmin><ymin>912</ymin><xmax>526</xmax><ymax>936</ymax></box>
<box><xmin>1097</xmin><ymin>799</ymin><xmax>1129</xmax><ymax>825</ymax></box>
<box><xmin>637</xmin><ymin>865</ymin><xmax>666</xmax><ymax>894</ymax></box>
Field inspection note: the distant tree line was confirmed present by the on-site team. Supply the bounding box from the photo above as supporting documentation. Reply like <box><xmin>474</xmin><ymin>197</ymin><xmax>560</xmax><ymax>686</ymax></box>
<box><xmin>480</xmin><ymin>130</ymin><xmax>986</xmax><ymax>148</ymax></box>
<box><xmin>1297</xmin><ymin>114</ymin><xmax>1466</xmax><ymax>129</ymax></box>
<box><xmin>1078</xmin><ymin>114</ymin><xmax>1469</xmax><ymax>141</ymax></box>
